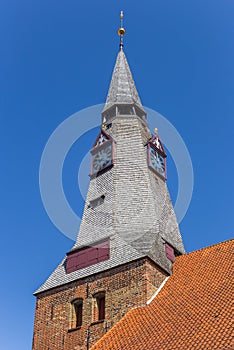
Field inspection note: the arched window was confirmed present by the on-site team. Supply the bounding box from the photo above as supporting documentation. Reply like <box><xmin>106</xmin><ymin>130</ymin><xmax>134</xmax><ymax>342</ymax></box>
<box><xmin>70</xmin><ymin>298</ymin><xmax>83</xmax><ymax>329</ymax></box>
<box><xmin>93</xmin><ymin>292</ymin><xmax>105</xmax><ymax>323</ymax></box>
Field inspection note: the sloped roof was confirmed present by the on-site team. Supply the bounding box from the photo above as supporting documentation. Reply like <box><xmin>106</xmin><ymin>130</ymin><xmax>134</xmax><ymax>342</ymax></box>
<box><xmin>34</xmin><ymin>235</ymin><xmax>146</xmax><ymax>294</ymax></box>
<box><xmin>90</xmin><ymin>239</ymin><xmax>234</xmax><ymax>350</ymax></box>
<box><xmin>35</xmin><ymin>47</ymin><xmax>184</xmax><ymax>295</ymax></box>
<box><xmin>102</xmin><ymin>48</ymin><xmax>145</xmax><ymax>112</ymax></box>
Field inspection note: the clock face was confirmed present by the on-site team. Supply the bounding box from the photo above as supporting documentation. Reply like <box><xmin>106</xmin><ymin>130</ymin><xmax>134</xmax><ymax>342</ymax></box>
<box><xmin>149</xmin><ymin>147</ymin><xmax>166</xmax><ymax>178</ymax></box>
<box><xmin>92</xmin><ymin>144</ymin><xmax>112</xmax><ymax>174</ymax></box>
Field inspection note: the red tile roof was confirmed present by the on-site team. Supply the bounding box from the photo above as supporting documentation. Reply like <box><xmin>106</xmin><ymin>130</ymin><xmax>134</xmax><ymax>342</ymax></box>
<box><xmin>90</xmin><ymin>239</ymin><xmax>234</xmax><ymax>350</ymax></box>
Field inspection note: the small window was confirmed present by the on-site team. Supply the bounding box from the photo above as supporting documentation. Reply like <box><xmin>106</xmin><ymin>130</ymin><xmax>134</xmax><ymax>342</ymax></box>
<box><xmin>97</xmin><ymin>295</ymin><xmax>105</xmax><ymax>320</ymax></box>
<box><xmin>70</xmin><ymin>299</ymin><xmax>83</xmax><ymax>329</ymax></box>
<box><xmin>106</xmin><ymin>123</ymin><xmax>112</xmax><ymax>130</ymax></box>
<box><xmin>50</xmin><ymin>303</ymin><xmax>54</xmax><ymax>320</ymax></box>
<box><xmin>88</xmin><ymin>195</ymin><xmax>105</xmax><ymax>209</ymax></box>
<box><xmin>93</xmin><ymin>292</ymin><xmax>105</xmax><ymax>323</ymax></box>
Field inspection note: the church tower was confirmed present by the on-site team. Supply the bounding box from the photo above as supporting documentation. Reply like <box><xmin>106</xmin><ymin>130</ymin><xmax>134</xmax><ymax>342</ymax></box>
<box><xmin>32</xmin><ymin>13</ymin><xmax>185</xmax><ymax>350</ymax></box>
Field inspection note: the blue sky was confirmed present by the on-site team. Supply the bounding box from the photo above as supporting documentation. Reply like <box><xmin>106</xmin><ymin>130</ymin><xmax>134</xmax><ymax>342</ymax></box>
<box><xmin>1</xmin><ymin>1</ymin><xmax>234</xmax><ymax>349</ymax></box>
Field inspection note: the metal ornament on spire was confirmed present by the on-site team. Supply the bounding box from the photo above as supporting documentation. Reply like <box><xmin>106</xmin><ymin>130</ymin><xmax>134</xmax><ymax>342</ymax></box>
<box><xmin>102</xmin><ymin>10</ymin><xmax>146</xmax><ymax>116</ymax></box>
<box><xmin>118</xmin><ymin>10</ymin><xmax>126</xmax><ymax>50</ymax></box>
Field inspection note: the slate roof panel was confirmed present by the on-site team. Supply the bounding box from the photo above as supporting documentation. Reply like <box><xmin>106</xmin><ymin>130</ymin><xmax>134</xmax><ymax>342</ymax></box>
<box><xmin>103</xmin><ymin>49</ymin><xmax>145</xmax><ymax>112</ymax></box>
<box><xmin>34</xmin><ymin>234</ymin><xmax>146</xmax><ymax>294</ymax></box>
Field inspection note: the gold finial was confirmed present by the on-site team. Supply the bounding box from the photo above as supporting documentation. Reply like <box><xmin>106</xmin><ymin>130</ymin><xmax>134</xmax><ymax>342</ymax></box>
<box><xmin>154</xmin><ymin>128</ymin><xmax>158</xmax><ymax>135</ymax></box>
<box><xmin>101</xmin><ymin>124</ymin><xmax>105</xmax><ymax>130</ymax></box>
<box><xmin>118</xmin><ymin>10</ymin><xmax>126</xmax><ymax>49</ymax></box>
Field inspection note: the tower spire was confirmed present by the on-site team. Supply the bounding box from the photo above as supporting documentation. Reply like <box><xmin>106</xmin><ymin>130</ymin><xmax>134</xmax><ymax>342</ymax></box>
<box><xmin>118</xmin><ymin>11</ymin><xmax>126</xmax><ymax>50</ymax></box>
<box><xmin>102</xmin><ymin>11</ymin><xmax>146</xmax><ymax>120</ymax></box>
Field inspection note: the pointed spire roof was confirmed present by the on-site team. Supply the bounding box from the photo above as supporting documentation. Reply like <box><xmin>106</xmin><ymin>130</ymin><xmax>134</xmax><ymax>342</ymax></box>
<box><xmin>102</xmin><ymin>48</ymin><xmax>145</xmax><ymax>113</ymax></box>
<box><xmin>102</xmin><ymin>11</ymin><xmax>146</xmax><ymax>119</ymax></box>
<box><xmin>34</xmin><ymin>12</ymin><xmax>185</xmax><ymax>296</ymax></box>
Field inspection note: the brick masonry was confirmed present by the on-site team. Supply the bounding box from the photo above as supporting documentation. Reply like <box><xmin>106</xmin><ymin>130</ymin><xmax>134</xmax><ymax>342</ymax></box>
<box><xmin>32</xmin><ymin>258</ymin><xmax>167</xmax><ymax>350</ymax></box>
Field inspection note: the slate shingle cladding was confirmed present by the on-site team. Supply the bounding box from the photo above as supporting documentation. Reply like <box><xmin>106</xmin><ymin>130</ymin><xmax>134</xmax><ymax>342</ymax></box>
<box><xmin>103</xmin><ymin>49</ymin><xmax>144</xmax><ymax>112</ymax></box>
<box><xmin>35</xmin><ymin>49</ymin><xmax>185</xmax><ymax>295</ymax></box>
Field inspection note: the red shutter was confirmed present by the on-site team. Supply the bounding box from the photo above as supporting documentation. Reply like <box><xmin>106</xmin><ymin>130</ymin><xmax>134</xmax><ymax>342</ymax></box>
<box><xmin>66</xmin><ymin>240</ymin><xmax>110</xmax><ymax>274</ymax></box>
<box><xmin>78</xmin><ymin>250</ymin><xmax>87</xmax><ymax>264</ymax></box>
<box><xmin>97</xmin><ymin>241</ymin><xmax>110</xmax><ymax>263</ymax></box>
<box><xmin>66</xmin><ymin>253</ymin><xmax>79</xmax><ymax>273</ymax></box>
<box><xmin>87</xmin><ymin>247</ymin><xmax>99</xmax><ymax>265</ymax></box>
<box><xmin>166</xmin><ymin>243</ymin><xmax>175</xmax><ymax>262</ymax></box>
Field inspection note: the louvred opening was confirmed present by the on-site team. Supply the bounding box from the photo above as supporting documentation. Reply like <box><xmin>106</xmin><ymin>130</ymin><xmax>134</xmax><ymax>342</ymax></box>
<box><xmin>66</xmin><ymin>240</ymin><xmax>110</xmax><ymax>274</ymax></box>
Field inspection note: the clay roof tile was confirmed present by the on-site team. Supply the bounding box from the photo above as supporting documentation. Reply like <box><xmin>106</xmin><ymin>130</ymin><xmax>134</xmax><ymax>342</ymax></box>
<box><xmin>90</xmin><ymin>239</ymin><xmax>234</xmax><ymax>350</ymax></box>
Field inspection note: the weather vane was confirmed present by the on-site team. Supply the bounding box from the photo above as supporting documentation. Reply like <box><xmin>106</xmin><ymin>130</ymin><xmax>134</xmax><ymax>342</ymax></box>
<box><xmin>118</xmin><ymin>10</ymin><xmax>126</xmax><ymax>49</ymax></box>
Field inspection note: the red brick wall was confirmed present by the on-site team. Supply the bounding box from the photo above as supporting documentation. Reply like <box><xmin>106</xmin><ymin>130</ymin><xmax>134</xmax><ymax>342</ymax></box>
<box><xmin>32</xmin><ymin>258</ymin><xmax>167</xmax><ymax>350</ymax></box>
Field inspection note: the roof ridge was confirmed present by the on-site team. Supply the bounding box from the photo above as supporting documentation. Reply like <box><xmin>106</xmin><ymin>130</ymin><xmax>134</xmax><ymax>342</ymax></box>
<box><xmin>177</xmin><ymin>237</ymin><xmax>234</xmax><ymax>259</ymax></box>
